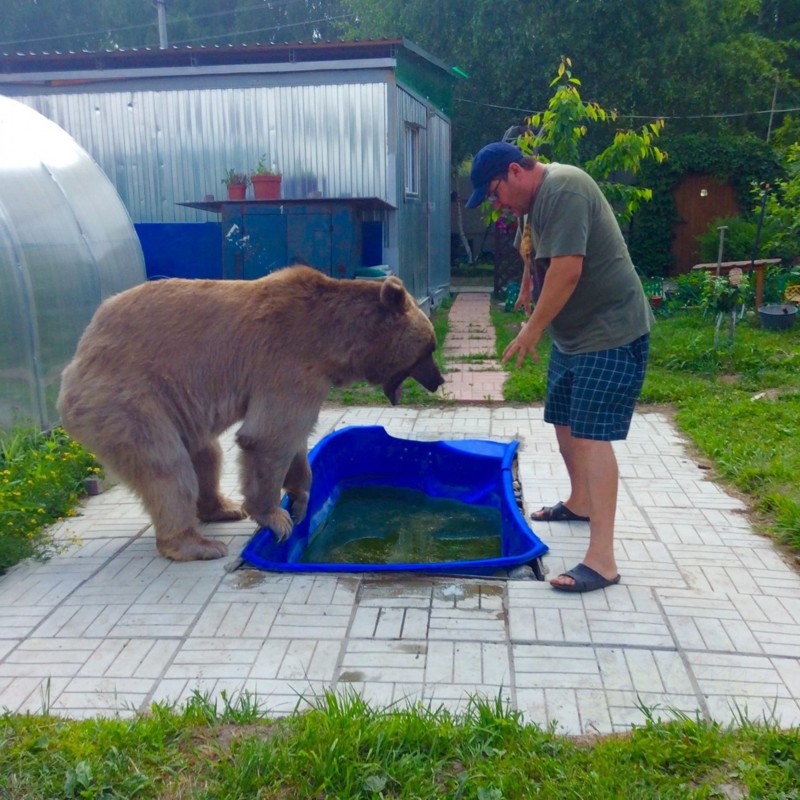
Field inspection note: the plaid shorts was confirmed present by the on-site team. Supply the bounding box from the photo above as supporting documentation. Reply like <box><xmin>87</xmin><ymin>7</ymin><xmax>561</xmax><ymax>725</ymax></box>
<box><xmin>544</xmin><ymin>334</ymin><xmax>650</xmax><ymax>441</ymax></box>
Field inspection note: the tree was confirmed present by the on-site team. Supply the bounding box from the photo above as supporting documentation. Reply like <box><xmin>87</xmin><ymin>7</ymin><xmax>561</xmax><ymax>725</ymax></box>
<box><xmin>493</xmin><ymin>59</ymin><xmax>666</xmax><ymax>228</ymax></box>
<box><xmin>0</xmin><ymin>1</ymin><xmax>349</xmax><ymax>52</ymax></box>
<box><xmin>338</xmin><ymin>0</ymin><xmax>794</xmax><ymax>159</ymax></box>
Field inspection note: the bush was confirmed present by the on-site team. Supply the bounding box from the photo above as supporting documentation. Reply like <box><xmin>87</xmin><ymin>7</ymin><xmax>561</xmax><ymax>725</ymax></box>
<box><xmin>695</xmin><ymin>215</ymin><xmax>777</xmax><ymax>263</ymax></box>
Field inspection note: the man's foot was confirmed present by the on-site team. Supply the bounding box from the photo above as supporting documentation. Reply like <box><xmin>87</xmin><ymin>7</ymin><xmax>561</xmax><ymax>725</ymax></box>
<box><xmin>550</xmin><ymin>563</ymin><xmax>620</xmax><ymax>593</ymax></box>
<box><xmin>530</xmin><ymin>501</ymin><xmax>590</xmax><ymax>523</ymax></box>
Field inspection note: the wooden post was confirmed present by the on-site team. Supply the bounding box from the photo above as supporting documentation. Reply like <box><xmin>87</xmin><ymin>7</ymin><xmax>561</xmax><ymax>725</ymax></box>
<box><xmin>754</xmin><ymin>263</ymin><xmax>765</xmax><ymax>311</ymax></box>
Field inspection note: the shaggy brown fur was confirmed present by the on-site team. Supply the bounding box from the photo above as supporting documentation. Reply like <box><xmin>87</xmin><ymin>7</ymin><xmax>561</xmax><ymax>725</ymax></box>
<box><xmin>57</xmin><ymin>266</ymin><xmax>444</xmax><ymax>561</ymax></box>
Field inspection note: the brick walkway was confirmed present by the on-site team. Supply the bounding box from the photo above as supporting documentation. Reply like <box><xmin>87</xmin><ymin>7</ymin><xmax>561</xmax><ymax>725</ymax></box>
<box><xmin>441</xmin><ymin>290</ymin><xmax>507</xmax><ymax>402</ymax></box>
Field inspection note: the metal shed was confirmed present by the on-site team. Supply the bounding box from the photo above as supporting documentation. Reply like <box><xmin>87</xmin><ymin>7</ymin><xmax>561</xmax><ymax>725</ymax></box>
<box><xmin>0</xmin><ymin>39</ymin><xmax>456</xmax><ymax>307</ymax></box>
<box><xmin>0</xmin><ymin>96</ymin><xmax>146</xmax><ymax>430</ymax></box>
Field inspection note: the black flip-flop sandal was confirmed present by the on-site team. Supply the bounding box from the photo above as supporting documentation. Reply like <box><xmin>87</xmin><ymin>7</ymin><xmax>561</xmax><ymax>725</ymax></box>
<box><xmin>550</xmin><ymin>563</ymin><xmax>621</xmax><ymax>593</ymax></box>
<box><xmin>530</xmin><ymin>501</ymin><xmax>590</xmax><ymax>522</ymax></box>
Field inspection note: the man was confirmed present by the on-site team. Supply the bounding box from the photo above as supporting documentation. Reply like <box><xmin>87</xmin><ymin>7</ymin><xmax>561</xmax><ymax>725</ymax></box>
<box><xmin>466</xmin><ymin>141</ymin><xmax>652</xmax><ymax>593</ymax></box>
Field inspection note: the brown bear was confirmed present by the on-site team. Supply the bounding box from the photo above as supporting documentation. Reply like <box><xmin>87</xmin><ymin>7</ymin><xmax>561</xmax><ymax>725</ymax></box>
<box><xmin>57</xmin><ymin>265</ymin><xmax>444</xmax><ymax>561</ymax></box>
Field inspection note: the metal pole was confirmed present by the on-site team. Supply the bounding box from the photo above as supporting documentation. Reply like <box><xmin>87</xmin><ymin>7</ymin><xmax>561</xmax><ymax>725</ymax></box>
<box><xmin>715</xmin><ymin>226</ymin><xmax>727</xmax><ymax>278</ymax></box>
<box><xmin>749</xmin><ymin>79</ymin><xmax>778</xmax><ymax>279</ymax></box>
<box><xmin>766</xmin><ymin>76</ymin><xmax>779</xmax><ymax>142</ymax></box>
<box><xmin>154</xmin><ymin>0</ymin><xmax>168</xmax><ymax>49</ymax></box>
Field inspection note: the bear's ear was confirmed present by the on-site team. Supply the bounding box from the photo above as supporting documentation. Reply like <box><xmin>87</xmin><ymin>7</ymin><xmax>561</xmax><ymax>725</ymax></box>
<box><xmin>379</xmin><ymin>276</ymin><xmax>407</xmax><ymax>313</ymax></box>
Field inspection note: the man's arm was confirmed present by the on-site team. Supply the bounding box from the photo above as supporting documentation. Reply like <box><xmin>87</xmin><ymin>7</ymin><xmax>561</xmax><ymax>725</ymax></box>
<box><xmin>502</xmin><ymin>255</ymin><xmax>583</xmax><ymax>367</ymax></box>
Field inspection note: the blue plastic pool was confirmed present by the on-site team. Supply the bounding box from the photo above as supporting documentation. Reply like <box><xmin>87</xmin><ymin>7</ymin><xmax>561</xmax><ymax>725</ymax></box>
<box><xmin>240</xmin><ymin>425</ymin><xmax>548</xmax><ymax>576</ymax></box>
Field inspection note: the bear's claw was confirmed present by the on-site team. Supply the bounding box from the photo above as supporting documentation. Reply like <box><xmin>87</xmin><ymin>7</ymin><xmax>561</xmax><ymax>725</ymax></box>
<box><xmin>247</xmin><ymin>506</ymin><xmax>294</xmax><ymax>541</ymax></box>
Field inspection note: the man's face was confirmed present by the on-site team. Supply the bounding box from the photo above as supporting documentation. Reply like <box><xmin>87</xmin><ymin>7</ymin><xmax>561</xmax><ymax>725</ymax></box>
<box><xmin>488</xmin><ymin>163</ymin><xmax>530</xmax><ymax>217</ymax></box>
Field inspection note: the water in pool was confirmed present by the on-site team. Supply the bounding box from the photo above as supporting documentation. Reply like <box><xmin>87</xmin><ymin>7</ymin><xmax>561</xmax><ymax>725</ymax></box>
<box><xmin>300</xmin><ymin>485</ymin><xmax>502</xmax><ymax>565</ymax></box>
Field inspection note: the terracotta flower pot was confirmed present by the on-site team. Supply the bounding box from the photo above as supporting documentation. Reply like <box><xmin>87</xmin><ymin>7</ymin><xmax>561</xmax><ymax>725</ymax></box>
<box><xmin>251</xmin><ymin>174</ymin><xmax>282</xmax><ymax>200</ymax></box>
<box><xmin>226</xmin><ymin>183</ymin><xmax>247</xmax><ymax>200</ymax></box>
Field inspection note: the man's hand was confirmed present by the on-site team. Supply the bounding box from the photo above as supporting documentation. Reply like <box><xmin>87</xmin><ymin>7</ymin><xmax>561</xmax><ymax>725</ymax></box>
<box><xmin>502</xmin><ymin>322</ymin><xmax>543</xmax><ymax>369</ymax></box>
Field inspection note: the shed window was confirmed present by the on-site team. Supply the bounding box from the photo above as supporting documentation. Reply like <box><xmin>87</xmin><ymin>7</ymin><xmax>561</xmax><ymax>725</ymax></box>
<box><xmin>404</xmin><ymin>124</ymin><xmax>420</xmax><ymax>197</ymax></box>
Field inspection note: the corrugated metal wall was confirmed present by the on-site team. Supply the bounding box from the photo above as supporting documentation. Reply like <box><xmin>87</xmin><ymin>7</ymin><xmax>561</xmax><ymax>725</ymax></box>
<box><xmin>426</xmin><ymin>111</ymin><xmax>451</xmax><ymax>306</ymax></box>
<box><xmin>19</xmin><ymin>80</ymin><xmax>390</xmax><ymax>224</ymax></box>
<box><xmin>395</xmin><ymin>87</ymin><xmax>427</xmax><ymax>300</ymax></box>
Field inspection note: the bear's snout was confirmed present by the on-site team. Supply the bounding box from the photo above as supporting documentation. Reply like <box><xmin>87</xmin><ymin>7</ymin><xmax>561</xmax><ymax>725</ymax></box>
<box><xmin>383</xmin><ymin>353</ymin><xmax>444</xmax><ymax>405</ymax></box>
<box><xmin>409</xmin><ymin>354</ymin><xmax>445</xmax><ymax>392</ymax></box>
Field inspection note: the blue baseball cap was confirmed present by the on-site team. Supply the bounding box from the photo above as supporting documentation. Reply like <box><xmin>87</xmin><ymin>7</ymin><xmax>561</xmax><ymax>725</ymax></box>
<box><xmin>465</xmin><ymin>141</ymin><xmax>525</xmax><ymax>208</ymax></box>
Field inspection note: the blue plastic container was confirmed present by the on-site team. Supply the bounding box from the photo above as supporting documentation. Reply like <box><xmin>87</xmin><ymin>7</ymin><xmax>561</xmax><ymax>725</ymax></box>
<box><xmin>240</xmin><ymin>425</ymin><xmax>548</xmax><ymax>575</ymax></box>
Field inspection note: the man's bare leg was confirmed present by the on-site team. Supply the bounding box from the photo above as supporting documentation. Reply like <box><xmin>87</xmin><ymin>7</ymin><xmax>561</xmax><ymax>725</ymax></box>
<box><xmin>555</xmin><ymin>423</ymin><xmax>590</xmax><ymax>517</ymax></box>
<box><xmin>549</xmin><ymin>435</ymin><xmax>619</xmax><ymax>588</ymax></box>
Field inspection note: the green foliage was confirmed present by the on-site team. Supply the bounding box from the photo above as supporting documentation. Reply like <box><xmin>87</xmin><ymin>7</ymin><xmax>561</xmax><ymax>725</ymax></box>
<box><xmin>2</xmin><ymin>1</ymin><xmax>348</xmax><ymax>51</ymax></box>
<box><xmin>700</xmin><ymin>271</ymin><xmax>750</xmax><ymax>315</ymax></box>
<box><xmin>695</xmin><ymin>215</ymin><xmax>774</xmax><ymax>263</ymax></box>
<box><xmin>251</xmin><ymin>154</ymin><xmax>280</xmax><ymax>176</ymax></box>
<box><xmin>486</xmin><ymin>58</ymin><xmax>665</xmax><ymax>227</ymax></box>
<box><xmin>662</xmin><ymin>271</ymin><xmax>709</xmax><ymax>311</ymax></box>
<box><xmin>339</xmin><ymin>0</ymin><xmax>793</xmax><ymax>161</ymax></box>
<box><xmin>0</xmin><ymin>427</ymin><xmax>100</xmax><ymax>574</ymax></box>
<box><xmin>762</xmin><ymin>142</ymin><xmax>800</xmax><ymax>259</ymax></box>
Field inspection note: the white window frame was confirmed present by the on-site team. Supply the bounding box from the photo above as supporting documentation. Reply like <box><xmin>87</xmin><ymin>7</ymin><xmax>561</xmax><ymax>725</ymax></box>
<box><xmin>404</xmin><ymin>124</ymin><xmax>420</xmax><ymax>198</ymax></box>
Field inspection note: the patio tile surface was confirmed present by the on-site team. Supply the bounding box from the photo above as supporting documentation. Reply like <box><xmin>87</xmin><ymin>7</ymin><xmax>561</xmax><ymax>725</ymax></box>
<box><xmin>1</xmin><ymin>291</ymin><xmax>798</xmax><ymax>734</ymax></box>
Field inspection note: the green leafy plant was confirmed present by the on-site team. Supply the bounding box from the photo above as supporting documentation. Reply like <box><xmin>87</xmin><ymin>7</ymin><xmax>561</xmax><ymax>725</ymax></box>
<box><xmin>696</xmin><ymin>216</ymin><xmax>776</xmax><ymax>264</ymax></box>
<box><xmin>513</xmin><ymin>57</ymin><xmax>666</xmax><ymax>226</ymax></box>
<box><xmin>221</xmin><ymin>169</ymin><xmax>249</xmax><ymax>187</ymax></box>
<box><xmin>701</xmin><ymin>271</ymin><xmax>751</xmax><ymax>315</ymax></box>
<box><xmin>761</xmin><ymin>142</ymin><xmax>800</xmax><ymax>260</ymax></box>
<box><xmin>252</xmin><ymin>154</ymin><xmax>280</xmax><ymax>177</ymax></box>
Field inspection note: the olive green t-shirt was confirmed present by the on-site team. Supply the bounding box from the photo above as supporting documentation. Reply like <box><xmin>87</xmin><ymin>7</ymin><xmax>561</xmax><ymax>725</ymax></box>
<box><xmin>526</xmin><ymin>163</ymin><xmax>653</xmax><ymax>354</ymax></box>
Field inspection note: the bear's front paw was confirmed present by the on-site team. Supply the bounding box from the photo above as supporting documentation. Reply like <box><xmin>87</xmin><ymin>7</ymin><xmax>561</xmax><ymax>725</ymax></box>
<box><xmin>248</xmin><ymin>506</ymin><xmax>294</xmax><ymax>541</ymax></box>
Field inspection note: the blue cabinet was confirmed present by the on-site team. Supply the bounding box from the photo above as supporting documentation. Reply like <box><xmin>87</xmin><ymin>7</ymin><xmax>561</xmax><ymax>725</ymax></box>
<box><xmin>182</xmin><ymin>198</ymin><xmax>393</xmax><ymax>280</ymax></box>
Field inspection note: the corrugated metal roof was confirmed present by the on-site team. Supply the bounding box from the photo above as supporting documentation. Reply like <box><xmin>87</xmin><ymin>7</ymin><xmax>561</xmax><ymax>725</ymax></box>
<box><xmin>0</xmin><ymin>38</ymin><xmax>454</xmax><ymax>79</ymax></box>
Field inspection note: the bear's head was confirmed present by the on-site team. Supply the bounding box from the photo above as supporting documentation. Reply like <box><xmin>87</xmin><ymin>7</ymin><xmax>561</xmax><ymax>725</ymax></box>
<box><xmin>372</xmin><ymin>277</ymin><xmax>445</xmax><ymax>405</ymax></box>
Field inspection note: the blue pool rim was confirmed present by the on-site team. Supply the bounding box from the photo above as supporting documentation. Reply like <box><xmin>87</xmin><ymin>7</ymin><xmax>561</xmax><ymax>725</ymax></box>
<box><xmin>240</xmin><ymin>425</ymin><xmax>548</xmax><ymax>575</ymax></box>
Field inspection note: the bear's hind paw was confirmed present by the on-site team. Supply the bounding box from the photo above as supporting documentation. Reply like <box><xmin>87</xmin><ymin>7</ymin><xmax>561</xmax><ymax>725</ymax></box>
<box><xmin>157</xmin><ymin>529</ymin><xmax>229</xmax><ymax>561</ymax></box>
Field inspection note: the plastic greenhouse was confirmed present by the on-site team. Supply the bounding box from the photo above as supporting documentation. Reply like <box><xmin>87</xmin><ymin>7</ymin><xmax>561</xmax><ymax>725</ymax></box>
<box><xmin>0</xmin><ymin>96</ymin><xmax>146</xmax><ymax>430</ymax></box>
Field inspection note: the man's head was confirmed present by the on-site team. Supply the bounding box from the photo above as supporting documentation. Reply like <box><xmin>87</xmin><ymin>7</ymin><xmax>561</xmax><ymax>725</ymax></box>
<box><xmin>465</xmin><ymin>142</ymin><xmax>525</xmax><ymax>208</ymax></box>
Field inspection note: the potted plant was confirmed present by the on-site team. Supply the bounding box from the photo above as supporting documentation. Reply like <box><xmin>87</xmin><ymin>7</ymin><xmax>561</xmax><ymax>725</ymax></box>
<box><xmin>221</xmin><ymin>169</ymin><xmax>249</xmax><ymax>200</ymax></box>
<box><xmin>250</xmin><ymin>155</ymin><xmax>282</xmax><ymax>200</ymax></box>
<box><xmin>642</xmin><ymin>277</ymin><xmax>664</xmax><ymax>310</ymax></box>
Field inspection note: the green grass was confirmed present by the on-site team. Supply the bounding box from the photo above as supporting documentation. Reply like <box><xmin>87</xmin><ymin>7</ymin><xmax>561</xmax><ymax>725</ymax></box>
<box><xmin>0</xmin><ymin>426</ymin><xmax>100</xmax><ymax>574</ymax></box>
<box><xmin>2</xmin><ymin>691</ymin><xmax>799</xmax><ymax>799</ymax></box>
<box><xmin>493</xmin><ymin>304</ymin><xmax>800</xmax><ymax>551</ymax></box>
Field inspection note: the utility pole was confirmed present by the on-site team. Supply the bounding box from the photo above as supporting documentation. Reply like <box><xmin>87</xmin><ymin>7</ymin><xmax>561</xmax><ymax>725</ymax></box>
<box><xmin>154</xmin><ymin>0</ymin><xmax>168</xmax><ymax>49</ymax></box>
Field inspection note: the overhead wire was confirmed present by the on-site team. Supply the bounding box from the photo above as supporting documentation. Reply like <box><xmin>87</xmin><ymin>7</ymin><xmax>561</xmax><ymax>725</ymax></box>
<box><xmin>455</xmin><ymin>96</ymin><xmax>800</xmax><ymax>123</ymax></box>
